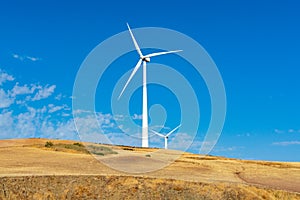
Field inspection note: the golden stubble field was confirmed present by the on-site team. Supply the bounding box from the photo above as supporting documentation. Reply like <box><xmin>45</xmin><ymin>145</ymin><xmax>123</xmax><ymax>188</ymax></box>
<box><xmin>0</xmin><ymin>138</ymin><xmax>299</xmax><ymax>199</ymax></box>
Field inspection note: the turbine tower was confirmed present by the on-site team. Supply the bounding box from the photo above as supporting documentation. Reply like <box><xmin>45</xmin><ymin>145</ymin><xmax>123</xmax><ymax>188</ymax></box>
<box><xmin>151</xmin><ymin>125</ymin><xmax>181</xmax><ymax>149</ymax></box>
<box><xmin>118</xmin><ymin>23</ymin><xmax>182</xmax><ymax>148</ymax></box>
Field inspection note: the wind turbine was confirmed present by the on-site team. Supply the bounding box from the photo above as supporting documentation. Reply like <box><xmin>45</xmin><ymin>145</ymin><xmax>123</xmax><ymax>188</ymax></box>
<box><xmin>118</xmin><ymin>23</ymin><xmax>182</xmax><ymax>148</ymax></box>
<box><xmin>151</xmin><ymin>124</ymin><xmax>181</xmax><ymax>149</ymax></box>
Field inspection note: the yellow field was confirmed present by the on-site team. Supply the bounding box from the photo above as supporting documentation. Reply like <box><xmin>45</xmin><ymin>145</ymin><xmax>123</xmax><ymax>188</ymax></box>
<box><xmin>0</xmin><ymin>138</ymin><xmax>299</xmax><ymax>199</ymax></box>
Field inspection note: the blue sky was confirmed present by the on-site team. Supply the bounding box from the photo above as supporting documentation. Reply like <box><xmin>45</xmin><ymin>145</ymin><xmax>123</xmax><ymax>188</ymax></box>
<box><xmin>0</xmin><ymin>0</ymin><xmax>299</xmax><ymax>161</ymax></box>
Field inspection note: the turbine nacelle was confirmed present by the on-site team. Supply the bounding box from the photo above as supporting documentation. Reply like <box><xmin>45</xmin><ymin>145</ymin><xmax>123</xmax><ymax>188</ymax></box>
<box><xmin>142</xmin><ymin>57</ymin><xmax>150</xmax><ymax>62</ymax></box>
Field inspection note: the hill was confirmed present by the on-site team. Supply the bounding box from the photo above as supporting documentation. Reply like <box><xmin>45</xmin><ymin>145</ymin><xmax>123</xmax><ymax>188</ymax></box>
<box><xmin>0</xmin><ymin>138</ymin><xmax>299</xmax><ymax>199</ymax></box>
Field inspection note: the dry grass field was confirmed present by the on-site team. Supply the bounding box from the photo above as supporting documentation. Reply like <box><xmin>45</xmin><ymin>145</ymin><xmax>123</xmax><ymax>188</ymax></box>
<box><xmin>0</xmin><ymin>138</ymin><xmax>299</xmax><ymax>199</ymax></box>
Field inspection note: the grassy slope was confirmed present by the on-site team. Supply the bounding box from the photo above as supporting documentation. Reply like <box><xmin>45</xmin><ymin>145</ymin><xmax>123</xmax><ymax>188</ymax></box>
<box><xmin>1</xmin><ymin>175</ymin><xmax>299</xmax><ymax>200</ymax></box>
<box><xmin>0</xmin><ymin>138</ymin><xmax>299</xmax><ymax>199</ymax></box>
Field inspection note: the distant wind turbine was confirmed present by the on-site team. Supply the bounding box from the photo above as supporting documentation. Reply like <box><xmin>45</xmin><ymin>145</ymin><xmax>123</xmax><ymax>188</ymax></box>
<box><xmin>118</xmin><ymin>23</ymin><xmax>182</xmax><ymax>148</ymax></box>
<box><xmin>151</xmin><ymin>124</ymin><xmax>181</xmax><ymax>149</ymax></box>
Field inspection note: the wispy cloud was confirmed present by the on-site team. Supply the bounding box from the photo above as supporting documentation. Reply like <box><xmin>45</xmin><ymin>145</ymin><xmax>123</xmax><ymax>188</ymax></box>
<box><xmin>274</xmin><ymin>129</ymin><xmax>300</xmax><ymax>134</ymax></box>
<box><xmin>0</xmin><ymin>68</ymin><xmax>139</xmax><ymax>144</ymax></box>
<box><xmin>105</xmin><ymin>132</ymin><xmax>140</xmax><ymax>146</ymax></box>
<box><xmin>12</xmin><ymin>54</ymin><xmax>23</xmax><ymax>61</ymax></box>
<box><xmin>12</xmin><ymin>53</ymin><xmax>41</xmax><ymax>62</ymax></box>
<box><xmin>73</xmin><ymin>111</ymin><xmax>123</xmax><ymax>143</ymax></box>
<box><xmin>0</xmin><ymin>68</ymin><xmax>75</xmax><ymax>139</ymax></box>
<box><xmin>272</xmin><ymin>141</ymin><xmax>300</xmax><ymax>146</ymax></box>
<box><xmin>0</xmin><ymin>81</ymin><xmax>58</xmax><ymax>108</ymax></box>
<box><xmin>274</xmin><ymin>129</ymin><xmax>285</xmax><ymax>134</ymax></box>
<box><xmin>31</xmin><ymin>85</ymin><xmax>56</xmax><ymax>101</ymax></box>
<box><xmin>0</xmin><ymin>70</ymin><xmax>16</xmax><ymax>108</ymax></box>
<box><xmin>0</xmin><ymin>106</ymin><xmax>77</xmax><ymax>139</ymax></box>
<box><xmin>54</xmin><ymin>93</ymin><xmax>63</xmax><ymax>100</ymax></box>
<box><xmin>0</xmin><ymin>106</ymin><xmax>120</xmax><ymax>141</ymax></box>
<box><xmin>132</xmin><ymin>113</ymin><xmax>142</xmax><ymax>120</ymax></box>
<box><xmin>26</xmin><ymin>56</ymin><xmax>40</xmax><ymax>62</ymax></box>
<box><xmin>48</xmin><ymin>104</ymin><xmax>67</xmax><ymax>113</ymax></box>
<box><xmin>237</xmin><ymin>132</ymin><xmax>251</xmax><ymax>137</ymax></box>
<box><xmin>0</xmin><ymin>70</ymin><xmax>14</xmax><ymax>86</ymax></box>
<box><xmin>167</xmin><ymin>132</ymin><xmax>197</xmax><ymax>151</ymax></box>
<box><xmin>0</xmin><ymin>89</ymin><xmax>14</xmax><ymax>108</ymax></box>
<box><xmin>11</xmin><ymin>83</ymin><xmax>35</xmax><ymax>97</ymax></box>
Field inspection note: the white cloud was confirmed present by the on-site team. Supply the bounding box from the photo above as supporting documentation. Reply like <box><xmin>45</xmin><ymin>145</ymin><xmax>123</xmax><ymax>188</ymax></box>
<box><xmin>55</xmin><ymin>93</ymin><xmax>62</xmax><ymax>100</ymax></box>
<box><xmin>26</xmin><ymin>56</ymin><xmax>41</xmax><ymax>62</ymax></box>
<box><xmin>12</xmin><ymin>54</ymin><xmax>23</xmax><ymax>61</ymax></box>
<box><xmin>8</xmin><ymin>82</ymin><xmax>58</xmax><ymax>103</ymax></box>
<box><xmin>0</xmin><ymin>105</ymin><xmax>78</xmax><ymax>140</ymax></box>
<box><xmin>11</xmin><ymin>83</ymin><xmax>35</xmax><ymax>97</ymax></box>
<box><xmin>113</xmin><ymin>114</ymin><xmax>126</xmax><ymax>122</ymax></box>
<box><xmin>0</xmin><ymin>70</ymin><xmax>14</xmax><ymax>86</ymax></box>
<box><xmin>71</xmin><ymin>111</ymin><xmax>141</xmax><ymax>144</ymax></box>
<box><xmin>61</xmin><ymin>113</ymin><xmax>71</xmax><ymax>117</ymax></box>
<box><xmin>274</xmin><ymin>129</ymin><xmax>284</xmax><ymax>134</ymax></box>
<box><xmin>31</xmin><ymin>84</ymin><xmax>56</xmax><ymax>101</ymax></box>
<box><xmin>27</xmin><ymin>105</ymin><xmax>47</xmax><ymax>115</ymax></box>
<box><xmin>15</xmin><ymin>111</ymin><xmax>37</xmax><ymax>138</ymax></box>
<box><xmin>272</xmin><ymin>141</ymin><xmax>300</xmax><ymax>146</ymax></box>
<box><xmin>132</xmin><ymin>114</ymin><xmax>142</xmax><ymax>120</ymax></box>
<box><xmin>167</xmin><ymin>132</ymin><xmax>196</xmax><ymax>151</ymax></box>
<box><xmin>150</xmin><ymin>124</ymin><xmax>165</xmax><ymax>129</ymax></box>
<box><xmin>73</xmin><ymin>109</ymin><xmax>93</xmax><ymax>115</ymax></box>
<box><xmin>0</xmin><ymin>111</ymin><xmax>16</xmax><ymax>138</ymax></box>
<box><xmin>48</xmin><ymin>104</ymin><xmax>67</xmax><ymax>113</ymax></box>
<box><xmin>12</xmin><ymin>53</ymin><xmax>41</xmax><ymax>62</ymax></box>
<box><xmin>0</xmin><ymin>111</ymin><xmax>14</xmax><ymax>129</ymax></box>
<box><xmin>105</xmin><ymin>132</ymin><xmax>140</xmax><ymax>146</ymax></box>
<box><xmin>40</xmin><ymin>119</ymin><xmax>78</xmax><ymax>140</ymax></box>
<box><xmin>0</xmin><ymin>80</ymin><xmax>57</xmax><ymax>108</ymax></box>
<box><xmin>0</xmin><ymin>89</ymin><xmax>14</xmax><ymax>108</ymax></box>
<box><xmin>0</xmin><ymin>68</ymin><xmax>79</xmax><ymax>140</ymax></box>
<box><xmin>73</xmin><ymin>112</ymin><xmax>117</xmax><ymax>143</ymax></box>
<box><xmin>96</xmin><ymin>112</ymin><xmax>114</xmax><ymax>128</ymax></box>
<box><xmin>237</xmin><ymin>132</ymin><xmax>251</xmax><ymax>137</ymax></box>
<box><xmin>274</xmin><ymin>129</ymin><xmax>300</xmax><ymax>134</ymax></box>
<box><xmin>0</xmin><ymin>69</ymin><xmax>155</xmax><ymax>144</ymax></box>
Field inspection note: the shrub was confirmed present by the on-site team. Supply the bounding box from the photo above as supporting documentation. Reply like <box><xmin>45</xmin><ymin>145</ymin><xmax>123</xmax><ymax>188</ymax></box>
<box><xmin>45</xmin><ymin>141</ymin><xmax>54</xmax><ymax>148</ymax></box>
<box><xmin>73</xmin><ymin>142</ymin><xmax>84</xmax><ymax>147</ymax></box>
<box><xmin>87</xmin><ymin>145</ymin><xmax>118</xmax><ymax>156</ymax></box>
<box><xmin>122</xmin><ymin>147</ymin><xmax>134</xmax><ymax>151</ymax></box>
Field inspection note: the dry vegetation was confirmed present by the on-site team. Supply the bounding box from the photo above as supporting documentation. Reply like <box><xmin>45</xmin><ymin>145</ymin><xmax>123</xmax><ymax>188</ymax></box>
<box><xmin>41</xmin><ymin>141</ymin><xmax>118</xmax><ymax>156</ymax></box>
<box><xmin>1</xmin><ymin>175</ymin><xmax>299</xmax><ymax>200</ymax></box>
<box><xmin>0</xmin><ymin>138</ymin><xmax>299</xmax><ymax>199</ymax></box>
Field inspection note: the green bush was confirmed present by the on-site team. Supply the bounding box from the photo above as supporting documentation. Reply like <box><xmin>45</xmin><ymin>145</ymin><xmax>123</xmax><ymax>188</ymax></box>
<box><xmin>87</xmin><ymin>145</ymin><xmax>118</xmax><ymax>156</ymax></box>
<box><xmin>45</xmin><ymin>141</ymin><xmax>54</xmax><ymax>148</ymax></box>
<box><xmin>73</xmin><ymin>142</ymin><xmax>84</xmax><ymax>147</ymax></box>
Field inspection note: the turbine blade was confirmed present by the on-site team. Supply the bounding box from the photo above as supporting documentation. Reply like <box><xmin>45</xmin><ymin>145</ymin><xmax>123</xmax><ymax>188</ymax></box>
<box><xmin>149</xmin><ymin>129</ymin><xmax>165</xmax><ymax>138</ymax></box>
<box><xmin>118</xmin><ymin>59</ymin><xmax>142</xmax><ymax>99</ymax></box>
<box><xmin>127</xmin><ymin>23</ymin><xmax>143</xmax><ymax>58</ymax></box>
<box><xmin>166</xmin><ymin>124</ymin><xmax>181</xmax><ymax>137</ymax></box>
<box><xmin>145</xmin><ymin>50</ymin><xmax>182</xmax><ymax>58</ymax></box>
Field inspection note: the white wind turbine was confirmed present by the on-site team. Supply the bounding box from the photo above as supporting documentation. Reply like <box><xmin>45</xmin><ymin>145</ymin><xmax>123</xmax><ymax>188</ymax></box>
<box><xmin>118</xmin><ymin>23</ymin><xmax>182</xmax><ymax>148</ymax></box>
<box><xmin>151</xmin><ymin>124</ymin><xmax>181</xmax><ymax>149</ymax></box>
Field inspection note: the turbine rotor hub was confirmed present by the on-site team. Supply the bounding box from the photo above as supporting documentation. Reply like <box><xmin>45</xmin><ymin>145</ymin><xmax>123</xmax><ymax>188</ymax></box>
<box><xmin>142</xmin><ymin>57</ymin><xmax>150</xmax><ymax>62</ymax></box>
